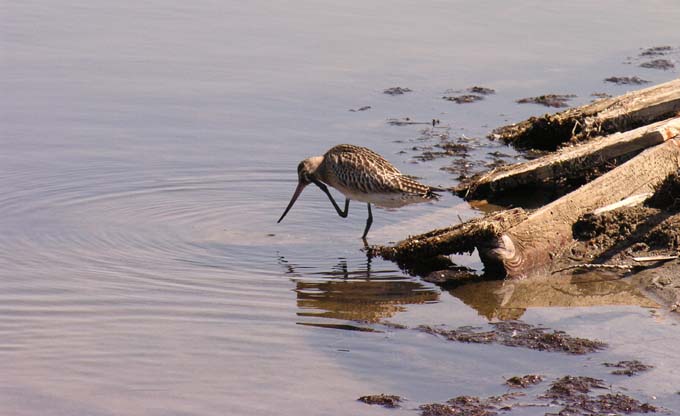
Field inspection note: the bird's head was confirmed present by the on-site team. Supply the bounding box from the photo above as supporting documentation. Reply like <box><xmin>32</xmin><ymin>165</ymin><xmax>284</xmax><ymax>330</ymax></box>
<box><xmin>278</xmin><ymin>156</ymin><xmax>323</xmax><ymax>223</ymax></box>
<box><xmin>296</xmin><ymin>156</ymin><xmax>322</xmax><ymax>185</ymax></box>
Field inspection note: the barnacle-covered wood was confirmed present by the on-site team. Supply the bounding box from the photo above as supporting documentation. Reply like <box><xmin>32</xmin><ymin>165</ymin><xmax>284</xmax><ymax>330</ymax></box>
<box><xmin>491</xmin><ymin>78</ymin><xmax>680</xmax><ymax>150</ymax></box>
<box><xmin>371</xmin><ymin>208</ymin><xmax>527</xmax><ymax>261</ymax></box>
<box><xmin>458</xmin><ymin>117</ymin><xmax>680</xmax><ymax>200</ymax></box>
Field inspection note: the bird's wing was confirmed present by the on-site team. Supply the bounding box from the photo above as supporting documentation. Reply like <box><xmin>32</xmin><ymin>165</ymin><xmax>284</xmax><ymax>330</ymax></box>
<box><xmin>325</xmin><ymin>145</ymin><xmax>422</xmax><ymax>194</ymax></box>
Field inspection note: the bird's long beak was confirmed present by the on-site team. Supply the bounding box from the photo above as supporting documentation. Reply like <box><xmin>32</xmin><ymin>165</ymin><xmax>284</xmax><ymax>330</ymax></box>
<box><xmin>277</xmin><ymin>181</ymin><xmax>307</xmax><ymax>223</ymax></box>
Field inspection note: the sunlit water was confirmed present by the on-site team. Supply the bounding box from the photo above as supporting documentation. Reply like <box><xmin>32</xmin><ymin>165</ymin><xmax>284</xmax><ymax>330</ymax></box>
<box><xmin>2</xmin><ymin>1</ymin><xmax>680</xmax><ymax>415</ymax></box>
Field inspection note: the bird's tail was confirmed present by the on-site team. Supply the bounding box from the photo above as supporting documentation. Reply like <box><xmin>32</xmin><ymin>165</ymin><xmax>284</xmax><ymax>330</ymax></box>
<box><xmin>399</xmin><ymin>176</ymin><xmax>446</xmax><ymax>201</ymax></box>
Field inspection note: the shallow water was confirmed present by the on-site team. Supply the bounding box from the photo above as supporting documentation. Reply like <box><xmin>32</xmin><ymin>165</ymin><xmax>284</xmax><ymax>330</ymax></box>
<box><xmin>2</xmin><ymin>1</ymin><xmax>680</xmax><ymax>415</ymax></box>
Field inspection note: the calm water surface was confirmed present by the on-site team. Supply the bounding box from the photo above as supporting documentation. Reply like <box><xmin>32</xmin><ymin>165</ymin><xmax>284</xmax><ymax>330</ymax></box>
<box><xmin>2</xmin><ymin>1</ymin><xmax>680</xmax><ymax>415</ymax></box>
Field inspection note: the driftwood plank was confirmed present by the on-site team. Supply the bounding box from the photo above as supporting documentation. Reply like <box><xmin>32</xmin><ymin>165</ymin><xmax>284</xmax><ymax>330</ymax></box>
<box><xmin>495</xmin><ymin>137</ymin><xmax>680</xmax><ymax>279</ymax></box>
<box><xmin>459</xmin><ymin>117</ymin><xmax>680</xmax><ymax>199</ymax></box>
<box><xmin>492</xmin><ymin>78</ymin><xmax>680</xmax><ymax>150</ymax></box>
<box><xmin>371</xmin><ymin>208</ymin><xmax>527</xmax><ymax>262</ymax></box>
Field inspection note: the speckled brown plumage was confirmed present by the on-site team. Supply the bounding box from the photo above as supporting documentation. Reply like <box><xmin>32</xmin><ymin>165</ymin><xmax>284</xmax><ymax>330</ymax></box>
<box><xmin>318</xmin><ymin>144</ymin><xmax>439</xmax><ymax>205</ymax></box>
<box><xmin>278</xmin><ymin>144</ymin><xmax>441</xmax><ymax>239</ymax></box>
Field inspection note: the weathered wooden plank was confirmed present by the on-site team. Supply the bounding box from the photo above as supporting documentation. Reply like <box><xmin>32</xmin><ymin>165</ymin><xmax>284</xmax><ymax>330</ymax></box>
<box><xmin>495</xmin><ymin>137</ymin><xmax>680</xmax><ymax>279</ymax></box>
<box><xmin>370</xmin><ymin>208</ymin><xmax>527</xmax><ymax>262</ymax></box>
<box><xmin>459</xmin><ymin>117</ymin><xmax>680</xmax><ymax>199</ymax></box>
<box><xmin>491</xmin><ymin>78</ymin><xmax>680</xmax><ymax>150</ymax></box>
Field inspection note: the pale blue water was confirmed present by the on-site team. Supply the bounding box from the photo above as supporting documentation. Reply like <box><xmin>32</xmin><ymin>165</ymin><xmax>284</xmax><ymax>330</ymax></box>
<box><xmin>2</xmin><ymin>1</ymin><xmax>680</xmax><ymax>415</ymax></box>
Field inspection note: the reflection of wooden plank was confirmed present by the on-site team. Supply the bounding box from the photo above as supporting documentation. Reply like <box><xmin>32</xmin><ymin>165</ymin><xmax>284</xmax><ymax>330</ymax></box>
<box><xmin>491</xmin><ymin>78</ymin><xmax>680</xmax><ymax>149</ymax></box>
<box><xmin>494</xmin><ymin>138</ymin><xmax>680</xmax><ymax>279</ymax></box>
<box><xmin>450</xmin><ymin>275</ymin><xmax>659</xmax><ymax>321</ymax></box>
<box><xmin>459</xmin><ymin>117</ymin><xmax>680</xmax><ymax>200</ymax></box>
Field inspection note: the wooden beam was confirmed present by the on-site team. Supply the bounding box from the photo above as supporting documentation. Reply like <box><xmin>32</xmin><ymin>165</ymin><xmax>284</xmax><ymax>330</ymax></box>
<box><xmin>491</xmin><ymin>78</ymin><xmax>680</xmax><ymax>150</ymax></box>
<box><xmin>495</xmin><ymin>137</ymin><xmax>680</xmax><ymax>279</ymax></box>
<box><xmin>459</xmin><ymin>117</ymin><xmax>680</xmax><ymax>200</ymax></box>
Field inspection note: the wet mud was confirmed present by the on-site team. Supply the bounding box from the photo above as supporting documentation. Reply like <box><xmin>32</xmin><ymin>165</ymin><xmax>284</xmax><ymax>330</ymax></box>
<box><xmin>542</xmin><ymin>376</ymin><xmax>657</xmax><ymax>415</ymax></box>
<box><xmin>505</xmin><ymin>374</ymin><xmax>544</xmax><ymax>389</ymax></box>
<box><xmin>604</xmin><ymin>76</ymin><xmax>650</xmax><ymax>85</ymax></box>
<box><xmin>418</xmin><ymin>320</ymin><xmax>607</xmax><ymax>354</ymax></box>
<box><xmin>357</xmin><ymin>394</ymin><xmax>403</xmax><ymax>408</ymax></box>
<box><xmin>384</xmin><ymin>86</ymin><xmax>412</xmax><ymax>95</ymax></box>
<box><xmin>603</xmin><ymin>360</ymin><xmax>653</xmax><ymax>377</ymax></box>
<box><xmin>640</xmin><ymin>59</ymin><xmax>675</xmax><ymax>70</ymax></box>
<box><xmin>417</xmin><ymin>376</ymin><xmax>657</xmax><ymax>416</ymax></box>
<box><xmin>420</xmin><ymin>393</ymin><xmax>522</xmax><ymax>416</ymax></box>
<box><xmin>516</xmin><ymin>94</ymin><xmax>576</xmax><ymax>108</ymax></box>
<box><xmin>443</xmin><ymin>94</ymin><xmax>484</xmax><ymax>104</ymax></box>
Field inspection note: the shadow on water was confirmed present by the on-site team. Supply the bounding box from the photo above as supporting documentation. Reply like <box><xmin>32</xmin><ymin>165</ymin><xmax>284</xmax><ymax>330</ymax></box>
<box><xmin>278</xmin><ymin>255</ymin><xmax>439</xmax><ymax>328</ymax></box>
<box><xmin>449</xmin><ymin>273</ymin><xmax>659</xmax><ymax>320</ymax></box>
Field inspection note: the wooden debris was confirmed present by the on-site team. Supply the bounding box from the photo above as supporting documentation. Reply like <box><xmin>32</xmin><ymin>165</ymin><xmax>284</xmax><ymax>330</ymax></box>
<box><xmin>458</xmin><ymin>117</ymin><xmax>680</xmax><ymax>200</ymax></box>
<box><xmin>632</xmin><ymin>255</ymin><xmax>678</xmax><ymax>263</ymax></box>
<box><xmin>494</xmin><ymin>137</ymin><xmax>680</xmax><ymax>279</ymax></box>
<box><xmin>370</xmin><ymin>208</ymin><xmax>527</xmax><ymax>264</ymax></box>
<box><xmin>491</xmin><ymin>78</ymin><xmax>680</xmax><ymax>150</ymax></box>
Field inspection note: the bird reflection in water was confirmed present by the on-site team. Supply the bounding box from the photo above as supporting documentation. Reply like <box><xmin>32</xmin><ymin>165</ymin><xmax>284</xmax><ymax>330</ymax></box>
<box><xmin>278</xmin><ymin>255</ymin><xmax>438</xmax><ymax>330</ymax></box>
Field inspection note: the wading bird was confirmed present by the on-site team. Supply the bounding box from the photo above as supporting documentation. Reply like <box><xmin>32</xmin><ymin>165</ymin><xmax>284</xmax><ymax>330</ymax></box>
<box><xmin>277</xmin><ymin>144</ymin><xmax>441</xmax><ymax>239</ymax></box>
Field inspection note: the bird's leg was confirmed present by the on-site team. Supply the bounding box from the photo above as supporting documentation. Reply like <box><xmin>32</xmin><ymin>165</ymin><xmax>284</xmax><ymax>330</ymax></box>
<box><xmin>313</xmin><ymin>180</ymin><xmax>349</xmax><ymax>218</ymax></box>
<box><xmin>361</xmin><ymin>203</ymin><xmax>373</xmax><ymax>240</ymax></box>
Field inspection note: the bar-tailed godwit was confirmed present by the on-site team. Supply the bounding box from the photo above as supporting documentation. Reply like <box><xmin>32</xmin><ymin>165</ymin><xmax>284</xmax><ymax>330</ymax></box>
<box><xmin>277</xmin><ymin>144</ymin><xmax>441</xmax><ymax>239</ymax></box>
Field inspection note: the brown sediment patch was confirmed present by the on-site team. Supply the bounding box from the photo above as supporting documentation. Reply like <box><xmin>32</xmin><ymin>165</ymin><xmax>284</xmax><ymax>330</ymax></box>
<box><xmin>573</xmin><ymin>206</ymin><xmax>657</xmax><ymax>246</ymax></box>
<box><xmin>542</xmin><ymin>376</ymin><xmax>657</xmax><ymax>414</ymax></box>
<box><xmin>516</xmin><ymin>94</ymin><xmax>576</xmax><ymax>108</ymax></box>
<box><xmin>640</xmin><ymin>46</ymin><xmax>672</xmax><ymax>57</ymax></box>
<box><xmin>542</xmin><ymin>376</ymin><xmax>607</xmax><ymax>399</ymax></box>
<box><xmin>591</xmin><ymin>92</ymin><xmax>612</xmax><ymax>98</ymax></box>
<box><xmin>640</xmin><ymin>59</ymin><xmax>675</xmax><ymax>70</ymax></box>
<box><xmin>505</xmin><ymin>374</ymin><xmax>544</xmax><ymax>389</ymax></box>
<box><xmin>443</xmin><ymin>94</ymin><xmax>484</xmax><ymax>104</ymax></box>
<box><xmin>604</xmin><ymin>76</ymin><xmax>650</xmax><ymax>85</ymax></box>
<box><xmin>420</xmin><ymin>393</ymin><xmax>523</xmax><ymax>416</ymax></box>
<box><xmin>358</xmin><ymin>394</ymin><xmax>403</xmax><ymax>408</ymax></box>
<box><xmin>422</xmin><ymin>267</ymin><xmax>479</xmax><ymax>284</ymax></box>
<box><xmin>604</xmin><ymin>360</ymin><xmax>653</xmax><ymax>376</ymax></box>
<box><xmin>418</xmin><ymin>321</ymin><xmax>606</xmax><ymax>354</ymax></box>
<box><xmin>384</xmin><ymin>86</ymin><xmax>412</xmax><ymax>95</ymax></box>
<box><xmin>468</xmin><ymin>86</ymin><xmax>495</xmax><ymax>95</ymax></box>
<box><xmin>646</xmin><ymin>171</ymin><xmax>680</xmax><ymax>210</ymax></box>
<box><xmin>413</xmin><ymin>141</ymin><xmax>471</xmax><ymax>161</ymax></box>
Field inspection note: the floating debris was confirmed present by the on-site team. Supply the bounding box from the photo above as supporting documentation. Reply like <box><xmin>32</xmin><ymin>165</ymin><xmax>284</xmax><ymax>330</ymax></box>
<box><xmin>443</xmin><ymin>94</ymin><xmax>484</xmax><ymax>104</ymax></box>
<box><xmin>419</xmin><ymin>321</ymin><xmax>607</xmax><ymax>354</ymax></box>
<box><xmin>516</xmin><ymin>94</ymin><xmax>576</xmax><ymax>108</ymax></box>
<box><xmin>420</xmin><ymin>393</ymin><xmax>523</xmax><ymax>416</ymax></box>
<box><xmin>542</xmin><ymin>376</ymin><xmax>607</xmax><ymax>399</ymax></box>
<box><xmin>505</xmin><ymin>374</ymin><xmax>544</xmax><ymax>389</ymax></box>
<box><xmin>640</xmin><ymin>46</ymin><xmax>672</xmax><ymax>56</ymax></box>
<box><xmin>384</xmin><ymin>87</ymin><xmax>412</xmax><ymax>95</ymax></box>
<box><xmin>468</xmin><ymin>86</ymin><xmax>495</xmax><ymax>95</ymax></box>
<box><xmin>413</xmin><ymin>141</ymin><xmax>471</xmax><ymax>161</ymax></box>
<box><xmin>358</xmin><ymin>394</ymin><xmax>403</xmax><ymax>408</ymax></box>
<box><xmin>640</xmin><ymin>59</ymin><xmax>675</xmax><ymax>70</ymax></box>
<box><xmin>386</xmin><ymin>117</ymin><xmax>430</xmax><ymax>126</ymax></box>
<box><xmin>604</xmin><ymin>360</ymin><xmax>654</xmax><ymax>376</ymax></box>
<box><xmin>604</xmin><ymin>76</ymin><xmax>650</xmax><ymax>85</ymax></box>
<box><xmin>591</xmin><ymin>92</ymin><xmax>612</xmax><ymax>98</ymax></box>
<box><xmin>349</xmin><ymin>105</ymin><xmax>371</xmax><ymax>112</ymax></box>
